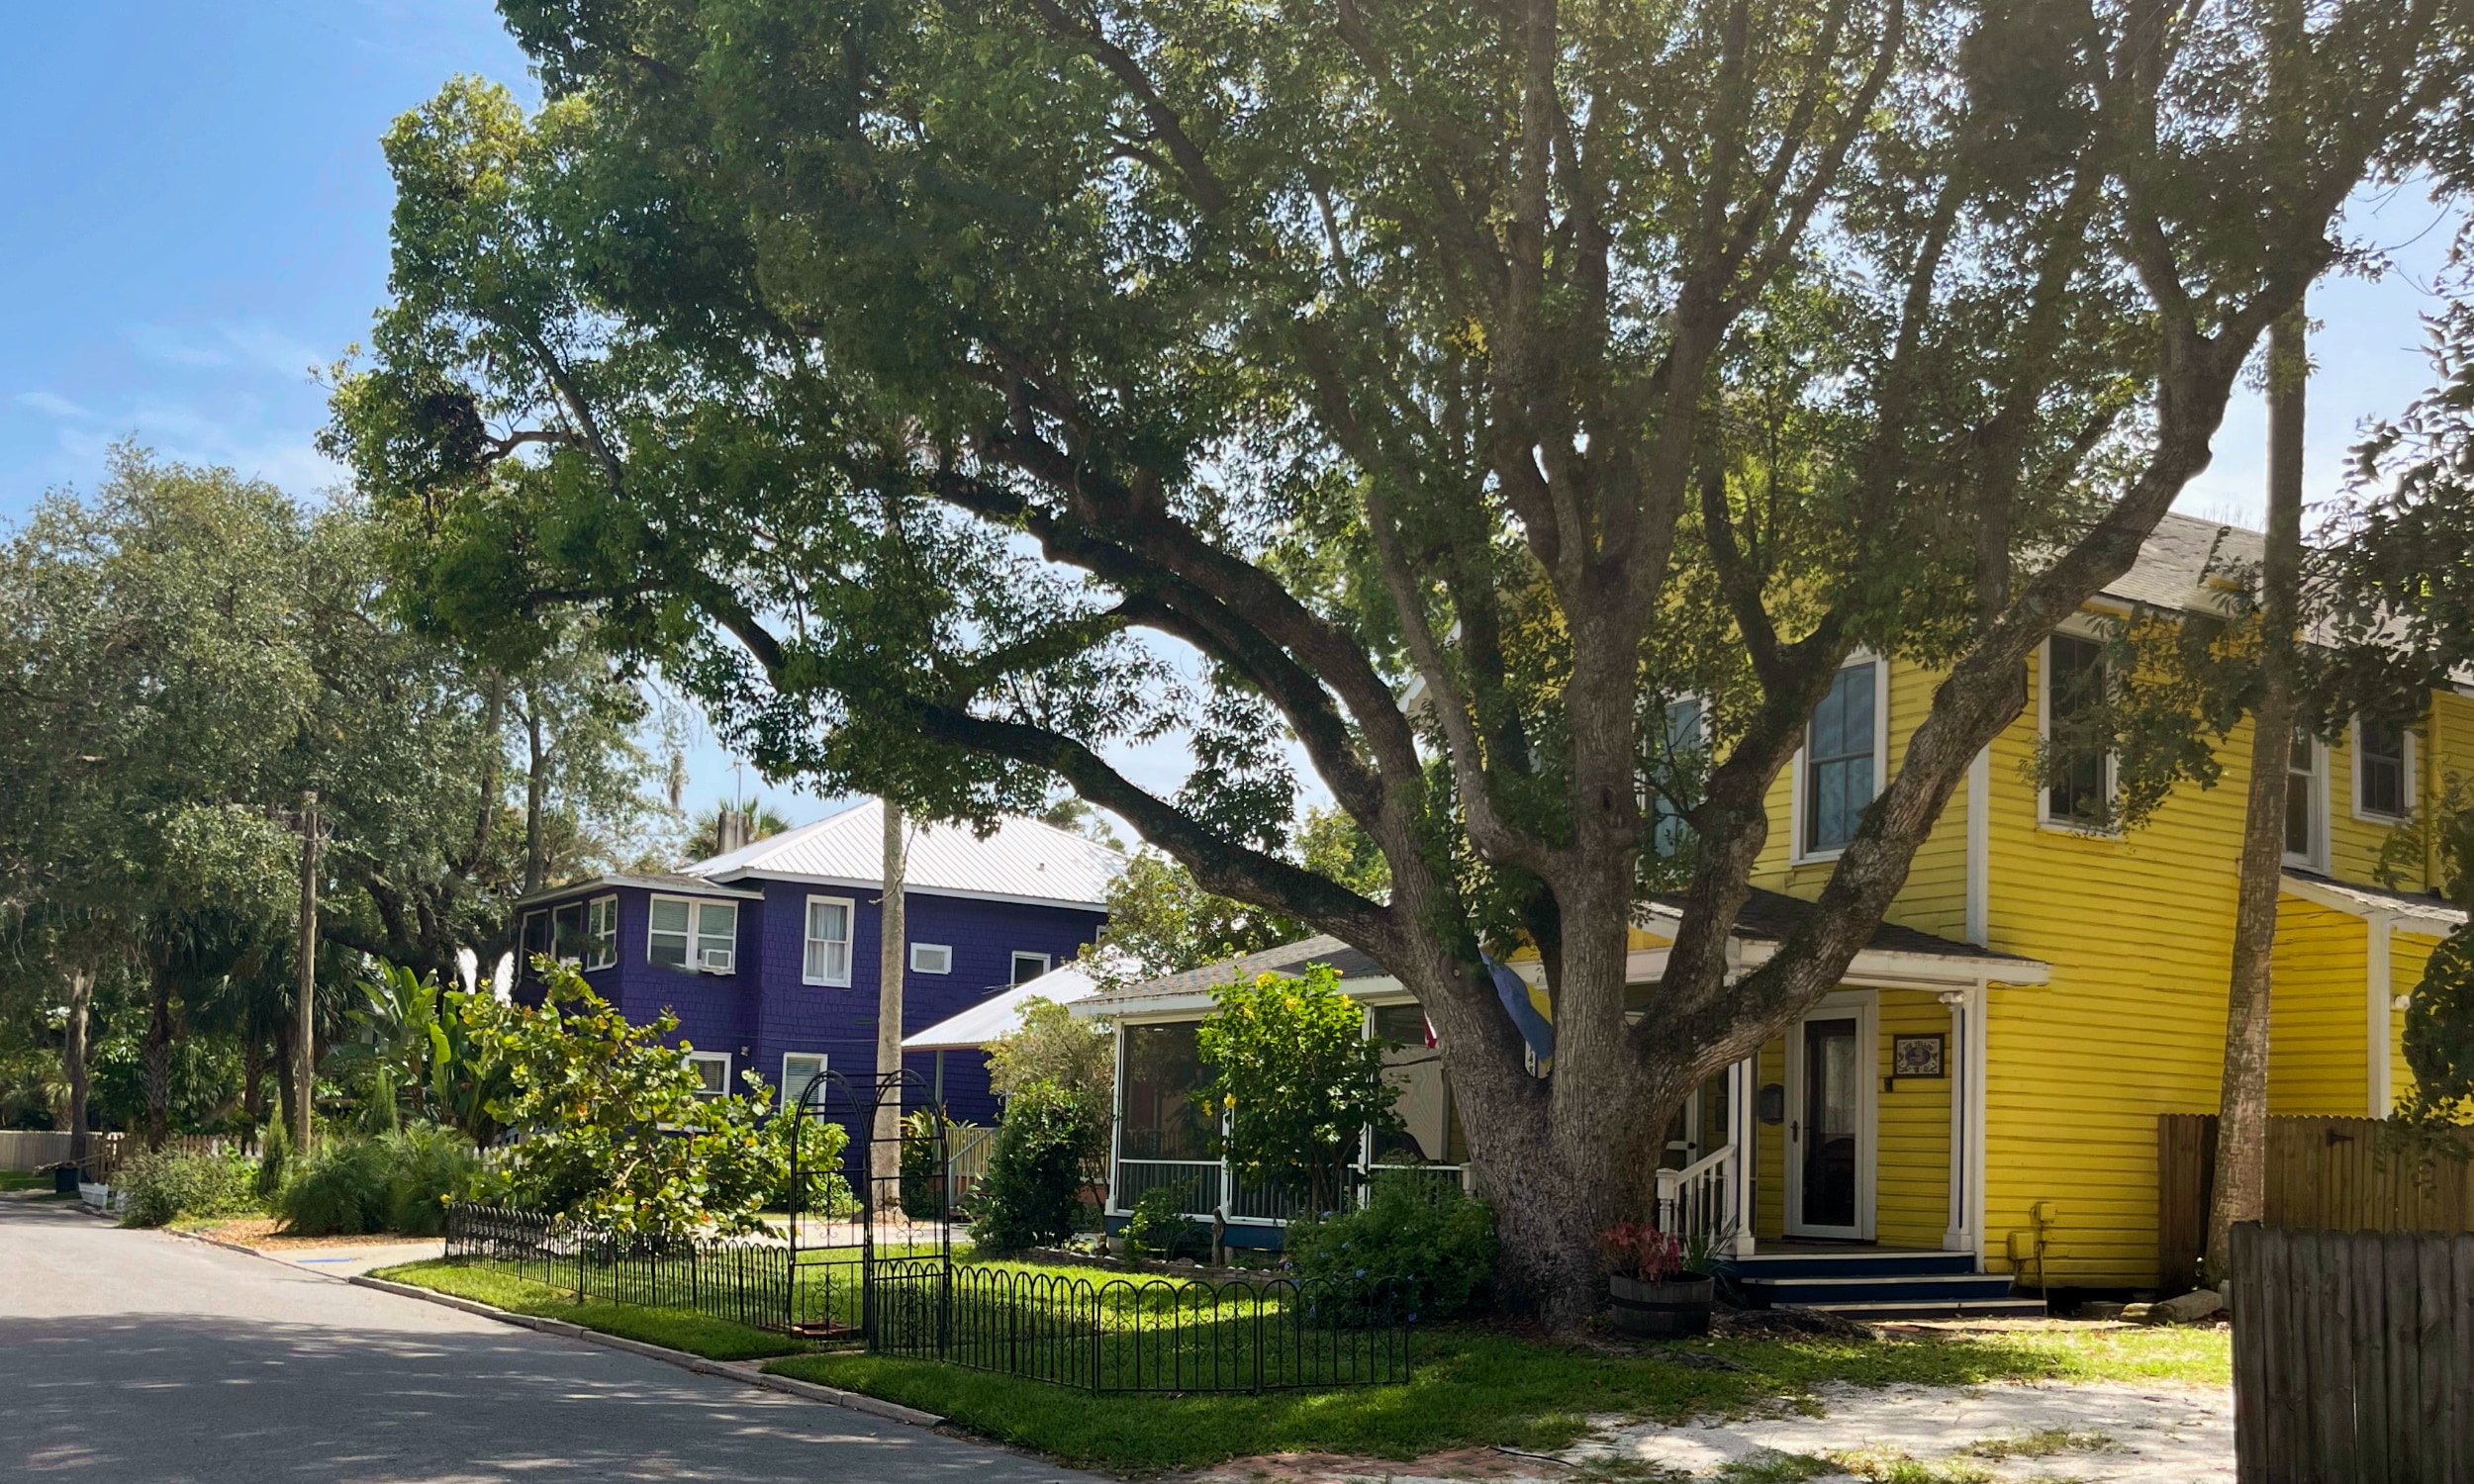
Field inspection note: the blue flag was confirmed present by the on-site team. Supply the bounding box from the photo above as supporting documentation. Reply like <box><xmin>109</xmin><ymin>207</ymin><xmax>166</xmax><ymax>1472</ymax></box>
<box><xmin>1482</xmin><ymin>955</ymin><xmax>1555</xmax><ymax>1065</ymax></box>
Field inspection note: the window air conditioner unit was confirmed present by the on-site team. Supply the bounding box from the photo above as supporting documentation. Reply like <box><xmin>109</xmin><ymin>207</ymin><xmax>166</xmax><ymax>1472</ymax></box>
<box><xmin>699</xmin><ymin>947</ymin><xmax>735</xmax><ymax>974</ymax></box>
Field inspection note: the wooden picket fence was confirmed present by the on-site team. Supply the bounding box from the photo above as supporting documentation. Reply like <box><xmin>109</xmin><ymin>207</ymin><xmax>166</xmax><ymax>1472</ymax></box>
<box><xmin>2230</xmin><ymin>1224</ymin><xmax>2474</xmax><ymax>1481</ymax></box>
<box><xmin>2158</xmin><ymin>1115</ymin><xmax>2474</xmax><ymax>1293</ymax></box>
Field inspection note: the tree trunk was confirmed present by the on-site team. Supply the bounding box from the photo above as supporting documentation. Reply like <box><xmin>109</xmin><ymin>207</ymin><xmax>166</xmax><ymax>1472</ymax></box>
<box><xmin>524</xmin><ymin>697</ymin><xmax>547</xmax><ymax>895</ymax></box>
<box><xmin>2207</xmin><ymin>307</ymin><xmax>2306</xmax><ymax>1275</ymax></box>
<box><xmin>143</xmin><ymin>955</ymin><xmax>173</xmax><ymax>1151</ymax></box>
<box><xmin>273</xmin><ymin>1018</ymin><xmax>296</xmax><ymax>1140</ymax></box>
<box><xmin>297</xmin><ymin>790</ymin><xmax>322</xmax><ymax>1155</ymax></box>
<box><xmin>242</xmin><ymin>1037</ymin><xmax>266</xmax><ymax>1126</ymax></box>
<box><xmin>64</xmin><ymin>965</ymin><xmax>93</xmax><ymax>1165</ymax></box>
<box><xmin>873</xmin><ymin>800</ymin><xmax>908</xmax><ymax>1217</ymax></box>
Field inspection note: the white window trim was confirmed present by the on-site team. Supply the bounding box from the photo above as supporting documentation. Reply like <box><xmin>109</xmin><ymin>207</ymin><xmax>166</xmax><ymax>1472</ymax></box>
<box><xmin>583</xmin><ymin>894</ymin><xmax>618</xmax><ymax>972</ymax></box>
<box><xmin>2349</xmin><ymin>715</ymin><xmax>2418</xmax><ymax>824</ymax></box>
<box><xmin>910</xmin><ymin>942</ymin><xmax>954</xmax><ymax>974</ymax></box>
<box><xmin>2284</xmin><ymin>733</ymin><xmax>2331</xmax><ymax>872</ymax></box>
<box><xmin>1789</xmin><ymin>654</ymin><xmax>1890</xmax><ymax>865</ymax></box>
<box><xmin>649</xmin><ymin>894</ymin><xmax>738</xmax><ymax>972</ymax></box>
<box><xmin>550</xmin><ymin>900</ymin><xmax>588</xmax><ymax>968</ymax></box>
<box><xmin>780</xmin><ymin>1052</ymin><xmax>828</xmax><ymax>1112</ymax></box>
<box><xmin>1011</xmin><ymin>951</ymin><xmax>1053</xmax><ymax>984</ymax></box>
<box><xmin>804</xmin><ymin>894</ymin><xmax>855</xmax><ymax>987</ymax></box>
<box><xmin>521</xmin><ymin>908</ymin><xmax>549</xmax><ymax>964</ymax></box>
<box><xmin>684</xmin><ymin>1051</ymin><xmax>731</xmax><ymax>1099</ymax></box>
<box><xmin>2035</xmin><ymin>628</ymin><xmax>2122</xmax><ymax>838</ymax></box>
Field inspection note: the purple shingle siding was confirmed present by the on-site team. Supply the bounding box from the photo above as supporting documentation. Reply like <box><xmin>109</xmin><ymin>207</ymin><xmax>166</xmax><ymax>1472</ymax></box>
<box><xmin>514</xmin><ymin>876</ymin><xmax>1104</xmax><ymax>1130</ymax></box>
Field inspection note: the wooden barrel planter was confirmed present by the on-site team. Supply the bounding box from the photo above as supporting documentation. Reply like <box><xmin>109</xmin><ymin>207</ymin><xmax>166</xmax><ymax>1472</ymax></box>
<box><xmin>1608</xmin><ymin>1273</ymin><xmax>1715</xmax><ymax>1338</ymax></box>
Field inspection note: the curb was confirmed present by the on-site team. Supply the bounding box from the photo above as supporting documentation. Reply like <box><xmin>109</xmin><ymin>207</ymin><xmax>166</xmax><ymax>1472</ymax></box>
<box><xmin>347</xmin><ymin>1274</ymin><xmax>945</xmax><ymax>1429</ymax></box>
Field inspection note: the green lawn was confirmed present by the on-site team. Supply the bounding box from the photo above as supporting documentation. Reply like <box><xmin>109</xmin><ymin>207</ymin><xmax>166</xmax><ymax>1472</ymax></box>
<box><xmin>372</xmin><ymin>1253</ymin><xmax>2226</xmax><ymax>1478</ymax></box>
<box><xmin>767</xmin><ymin>1321</ymin><xmax>2228</xmax><ymax>1475</ymax></box>
<box><xmin>0</xmin><ymin>1170</ymin><xmax>57</xmax><ymax>1193</ymax></box>
<box><xmin>369</xmin><ymin>1258</ymin><xmax>804</xmax><ymax>1362</ymax></box>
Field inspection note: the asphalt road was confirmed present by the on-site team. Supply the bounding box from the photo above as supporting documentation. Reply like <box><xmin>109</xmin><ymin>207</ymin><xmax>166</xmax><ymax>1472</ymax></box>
<box><xmin>0</xmin><ymin>1191</ymin><xmax>1090</xmax><ymax>1483</ymax></box>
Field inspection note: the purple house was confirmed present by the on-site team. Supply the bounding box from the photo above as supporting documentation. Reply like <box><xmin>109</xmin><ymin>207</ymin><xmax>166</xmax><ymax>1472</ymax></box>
<box><xmin>510</xmin><ymin>799</ymin><xmax>1119</xmax><ymax>1129</ymax></box>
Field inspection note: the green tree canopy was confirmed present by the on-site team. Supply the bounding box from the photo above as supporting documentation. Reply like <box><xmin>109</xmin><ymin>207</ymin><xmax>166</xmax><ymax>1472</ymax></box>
<box><xmin>333</xmin><ymin>0</ymin><xmax>2465</xmax><ymax>1318</ymax></box>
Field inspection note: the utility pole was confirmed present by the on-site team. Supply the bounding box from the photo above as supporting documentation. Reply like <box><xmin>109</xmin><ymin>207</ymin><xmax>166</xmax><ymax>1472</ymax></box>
<box><xmin>872</xmin><ymin>798</ymin><xmax>908</xmax><ymax>1218</ymax></box>
<box><xmin>295</xmin><ymin>790</ymin><xmax>322</xmax><ymax>1155</ymax></box>
<box><xmin>2208</xmin><ymin>306</ymin><xmax>2307</xmax><ymax>1275</ymax></box>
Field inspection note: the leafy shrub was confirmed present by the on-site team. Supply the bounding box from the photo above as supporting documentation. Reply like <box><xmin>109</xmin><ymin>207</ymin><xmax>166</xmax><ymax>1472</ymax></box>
<box><xmin>1124</xmin><ymin>1182</ymin><xmax>1207</xmax><ymax>1260</ymax></box>
<box><xmin>766</xmin><ymin>1110</ymin><xmax>855</xmax><ymax>1216</ymax></box>
<box><xmin>972</xmin><ymin>1081</ymin><xmax>1093</xmax><ymax>1253</ymax></box>
<box><xmin>275</xmin><ymin>1126</ymin><xmax>479</xmax><ymax>1236</ymax></box>
<box><xmin>481</xmin><ymin>966</ymin><xmax>779</xmax><ymax>1237</ymax></box>
<box><xmin>254</xmin><ymin>1119</ymin><xmax>291</xmax><ymax>1199</ymax></box>
<box><xmin>900</xmin><ymin>1111</ymin><xmax>976</xmax><ymax>1220</ymax></box>
<box><xmin>384</xmin><ymin>1124</ymin><xmax>481</xmax><ymax>1236</ymax></box>
<box><xmin>277</xmin><ymin>1139</ymin><xmax>396</xmax><ymax>1235</ymax></box>
<box><xmin>118</xmin><ymin>1149</ymin><xmax>258</xmax><ymax>1228</ymax></box>
<box><xmin>1284</xmin><ymin>1174</ymin><xmax>1498</xmax><ymax>1322</ymax></box>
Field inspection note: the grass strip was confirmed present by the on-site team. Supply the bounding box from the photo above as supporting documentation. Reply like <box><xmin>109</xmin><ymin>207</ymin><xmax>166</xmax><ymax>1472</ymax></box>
<box><xmin>369</xmin><ymin>1257</ymin><xmax>804</xmax><ymax>1362</ymax></box>
<box><xmin>765</xmin><ymin>1322</ymin><xmax>2226</xmax><ymax>1476</ymax></box>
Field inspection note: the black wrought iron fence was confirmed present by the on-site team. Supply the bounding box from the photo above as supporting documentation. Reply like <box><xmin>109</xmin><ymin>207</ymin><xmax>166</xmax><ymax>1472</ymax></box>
<box><xmin>444</xmin><ymin>1204</ymin><xmax>1412</xmax><ymax>1393</ymax></box>
<box><xmin>869</xmin><ymin>1258</ymin><xmax>1412</xmax><ymax>1393</ymax></box>
<box><xmin>444</xmin><ymin>1202</ymin><xmax>850</xmax><ymax>1333</ymax></box>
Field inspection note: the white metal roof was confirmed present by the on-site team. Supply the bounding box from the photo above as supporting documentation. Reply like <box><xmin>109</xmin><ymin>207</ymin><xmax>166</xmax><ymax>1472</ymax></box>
<box><xmin>901</xmin><ymin>958</ymin><xmax>1112</xmax><ymax>1051</ymax></box>
<box><xmin>684</xmin><ymin>797</ymin><xmax>1123</xmax><ymax>909</ymax></box>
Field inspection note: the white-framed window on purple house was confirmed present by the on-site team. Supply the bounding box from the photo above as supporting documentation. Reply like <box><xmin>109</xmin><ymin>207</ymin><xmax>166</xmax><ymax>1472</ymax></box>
<box><xmin>652</xmin><ymin>896</ymin><xmax>737</xmax><ymax>973</ymax></box>
<box><xmin>804</xmin><ymin>896</ymin><xmax>853</xmax><ymax>985</ymax></box>
<box><xmin>584</xmin><ymin>895</ymin><xmax>618</xmax><ymax>970</ymax></box>
<box><xmin>1010</xmin><ymin>951</ymin><xmax>1051</xmax><ymax>985</ymax></box>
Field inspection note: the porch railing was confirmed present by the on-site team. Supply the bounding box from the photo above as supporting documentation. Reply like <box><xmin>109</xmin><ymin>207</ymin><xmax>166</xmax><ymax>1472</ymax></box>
<box><xmin>1114</xmin><ymin>1158</ymin><xmax>1225</xmax><ymax>1217</ymax></box>
<box><xmin>1655</xmin><ymin>1142</ymin><xmax>1736</xmax><ymax>1253</ymax></box>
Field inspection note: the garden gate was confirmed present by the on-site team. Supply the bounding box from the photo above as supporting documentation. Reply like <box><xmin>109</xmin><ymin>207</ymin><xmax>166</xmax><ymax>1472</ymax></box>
<box><xmin>783</xmin><ymin>1065</ymin><xmax>952</xmax><ymax>1341</ymax></box>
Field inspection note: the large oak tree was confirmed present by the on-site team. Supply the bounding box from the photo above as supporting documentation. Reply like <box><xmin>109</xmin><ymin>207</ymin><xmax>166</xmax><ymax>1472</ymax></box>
<box><xmin>333</xmin><ymin>0</ymin><xmax>2463</xmax><ymax>1319</ymax></box>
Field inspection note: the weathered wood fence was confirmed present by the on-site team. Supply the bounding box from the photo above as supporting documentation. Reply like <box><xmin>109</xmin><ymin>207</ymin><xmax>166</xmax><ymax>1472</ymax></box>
<box><xmin>2230</xmin><ymin>1223</ymin><xmax>2474</xmax><ymax>1481</ymax></box>
<box><xmin>2159</xmin><ymin>1115</ymin><xmax>2474</xmax><ymax>1293</ymax></box>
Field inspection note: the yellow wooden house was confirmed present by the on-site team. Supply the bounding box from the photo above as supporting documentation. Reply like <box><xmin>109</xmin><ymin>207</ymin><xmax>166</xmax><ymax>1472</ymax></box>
<box><xmin>1075</xmin><ymin>513</ymin><xmax>2468</xmax><ymax>1313</ymax></box>
<box><xmin>1641</xmin><ymin>511</ymin><xmax>2469</xmax><ymax>1305</ymax></box>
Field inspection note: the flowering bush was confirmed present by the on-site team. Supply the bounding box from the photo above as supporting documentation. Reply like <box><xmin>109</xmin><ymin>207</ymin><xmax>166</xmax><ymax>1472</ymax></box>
<box><xmin>1597</xmin><ymin>1219</ymin><xmax>1685</xmax><ymax>1282</ymax></box>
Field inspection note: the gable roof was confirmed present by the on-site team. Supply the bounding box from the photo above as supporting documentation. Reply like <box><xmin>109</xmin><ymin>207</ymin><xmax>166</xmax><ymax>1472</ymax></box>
<box><xmin>685</xmin><ymin>797</ymin><xmax>1123</xmax><ymax>909</ymax></box>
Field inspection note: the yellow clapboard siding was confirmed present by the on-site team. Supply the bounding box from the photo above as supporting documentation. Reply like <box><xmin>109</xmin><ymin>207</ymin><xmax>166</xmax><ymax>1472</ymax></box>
<box><xmin>1876</xmin><ymin>990</ymin><xmax>1953</xmax><ymax>1248</ymax></box>
<box><xmin>2269</xmin><ymin>901</ymin><xmax>2372</xmax><ymax>1116</ymax></box>
<box><xmin>1669</xmin><ymin>625</ymin><xmax>2467</xmax><ymax>1285</ymax></box>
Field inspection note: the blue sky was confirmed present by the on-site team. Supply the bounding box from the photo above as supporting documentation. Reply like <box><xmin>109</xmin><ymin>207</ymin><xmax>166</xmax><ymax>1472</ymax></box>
<box><xmin>0</xmin><ymin>4</ymin><xmax>2462</xmax><ymax>837</ymax></box>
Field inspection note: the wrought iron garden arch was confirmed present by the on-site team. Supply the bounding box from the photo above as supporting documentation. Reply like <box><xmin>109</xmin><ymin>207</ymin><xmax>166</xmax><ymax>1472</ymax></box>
<box><xmin>783</xmin><ymin>1065</ymin><xmax>952</xmax><ymax>1340</ymax></box>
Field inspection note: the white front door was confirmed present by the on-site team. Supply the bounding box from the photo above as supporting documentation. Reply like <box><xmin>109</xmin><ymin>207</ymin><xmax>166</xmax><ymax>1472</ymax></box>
<box><xmin>1784</xmin><ymin>990</ymin><xmax>1876</xmax><ymax>1240</ymax></box>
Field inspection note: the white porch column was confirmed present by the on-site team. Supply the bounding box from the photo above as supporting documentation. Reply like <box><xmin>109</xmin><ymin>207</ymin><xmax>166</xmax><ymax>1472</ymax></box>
<box><xmin>1940</xmin><ymin>987</ymin><xmax>1979</xmax><ymax>1257</ymax></box>
<box><xmin>2368</xmin><ymin>910</ymin><xmax>2395</xmax><ymax>1119</ymax></box>
<box><xmin>1731</xmin><ymin>1056</ymin><xmax>1757</xmax><ymax>1255</ymax></box>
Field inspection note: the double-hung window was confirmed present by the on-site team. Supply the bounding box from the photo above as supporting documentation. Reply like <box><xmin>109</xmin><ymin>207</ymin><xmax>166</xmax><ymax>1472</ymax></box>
<box><xmin>780</xmin><ymin>1052</ymin><xmax>827</xmax><ymax>1112</ymax></box>
<box><xmin>583</xmin><ymin>895</ymin><xmax>618</xmax><ymax>971</ymax></box>
<box><xmin>651</xmin><ymin>896</ymin><xmax>738</xmax><ymax>972</ymax></box>
<box><xmin>2043</xmin><ymin>633</ymin><xmax>2113</xmax><ymax>828</ymax></box>
<box><xmin>2356</xmin><ymin>716</ymin><xmax>2410</xmax><ymax>821</ymax></box>
<box><xmin>804</xmin><ymin>896</ymin><xmax>853</xmax><ymax>985</ymax></box>
<box><xmin>1803</xmin><ymin>661</ymin><xmax>1879</xmax><ymax>856</ymax></box>
<box><xmin>2285</xmin><ymin>730</ymin><xmax>2325</xmax><ymax>868</ymax></box>
<box><xmin>684</xmin><ymin>1052</ymin><xmax>731</xmax><ymax>1099</ymax></box>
